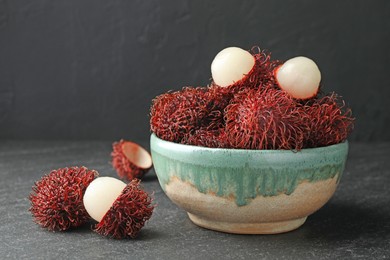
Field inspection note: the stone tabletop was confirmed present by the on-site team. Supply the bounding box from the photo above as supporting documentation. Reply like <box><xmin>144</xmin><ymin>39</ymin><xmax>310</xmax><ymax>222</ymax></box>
<box><xmin>0</xmin><ymin>141</ymin><xmax>389</xmax><ymax>259</ymax></box>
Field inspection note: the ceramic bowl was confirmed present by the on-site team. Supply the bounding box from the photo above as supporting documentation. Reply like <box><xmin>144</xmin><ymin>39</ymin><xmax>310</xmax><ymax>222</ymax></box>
<box><xmin>150</xmin><ymin>134</ymin><xmax>348</xmax><ymax>234</ymax></box>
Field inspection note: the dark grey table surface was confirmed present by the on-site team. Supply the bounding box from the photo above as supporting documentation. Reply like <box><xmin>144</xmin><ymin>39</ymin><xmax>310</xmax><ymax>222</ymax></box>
<box><xmin>0</xmin><ymin>141</ymin><xmax>389</xmax><ymax>260</ymax></box>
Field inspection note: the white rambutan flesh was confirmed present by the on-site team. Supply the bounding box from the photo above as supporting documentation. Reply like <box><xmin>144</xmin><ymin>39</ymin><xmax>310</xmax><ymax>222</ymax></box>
<box><xmin>275</xmin><ymin>56</ymin><xmax>321</xmax><ymax>99</ymax></box>
<box><xmin>83</xmin><ymin>177</ymin><xmax>126</xmax><ymax>222</ymax></box>
<box><xmin>211</xmin><ymin>47</ymin><xmax>255</xmax><ymax>87</ymax></box>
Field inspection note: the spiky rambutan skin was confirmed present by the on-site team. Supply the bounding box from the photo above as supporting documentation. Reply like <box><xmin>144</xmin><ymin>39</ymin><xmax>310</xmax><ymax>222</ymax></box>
<box><xmin>150</xmin><ymin>87</ymin><xmax>209</xmax><ymax>143</ymax></box>
<box><xmin>181</xmin><ymin>128</ymin><xmax>229</xmax><ymax>148</ymax></box>
<box><xmin>244</xmin><ymin>47</ymin><xmax>282</xmax><ymax>88</ymax></box>
<box><xmin>150</xmin><ymin>86</ymin><xmax>235</xmax><ymax>142</ymax></box>
<box><xmin>29</xmin><ymin>167</ymin><xmax>98</xmax><ymax>231</ymax></box>
<box><xmin>111</xmin><ymin>140</ymin><xmax>151</xmax><ymax>181</ymax></box>
<box><xmin>93</xmin><ymin>179</ymin><xmax>154</xmax><ymax>239</ymax></box>
<box><xmin>304</xmin><ymin>93</ymin><xmax>354</xmax><ymax>148</ymax></box>
<box><xmin>225</xmin><ymin>87</ymin><xmax>308</xmax><ymax>150</ymax></box>
<box><xmin>200</xmin><ymin>85</ymin><xmax>234</xmax><ymax>131</ymax></box>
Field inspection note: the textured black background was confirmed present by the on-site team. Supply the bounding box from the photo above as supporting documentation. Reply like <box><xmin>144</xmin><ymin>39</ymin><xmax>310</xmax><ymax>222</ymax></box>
<box><xmin>1</xmin><ymin>0</ymin><xmax>389</xmax><ymax>141</ymax></box>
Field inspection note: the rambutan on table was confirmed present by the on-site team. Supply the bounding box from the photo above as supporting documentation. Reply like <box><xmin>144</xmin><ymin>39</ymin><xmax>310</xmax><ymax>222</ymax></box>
<box><xmin>0</xmin><ymin>141</ymin><xmax>389</xmax><ymax>259</ymax></box>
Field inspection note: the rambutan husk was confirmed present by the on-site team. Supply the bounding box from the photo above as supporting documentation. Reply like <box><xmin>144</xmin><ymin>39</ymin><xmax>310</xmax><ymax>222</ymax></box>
<box><xmin>111</xmin><ymin>140</ymin><xmax>153</xmax><ymax>181</ymax></box>
<box><xmin>303</xmin><ymin>93</ymin><xmax>354</xmax><ymax>148</ymax></box>
<box><xmin>29</xmin><ymin>166</ymin><xmax>98</xmax><ymax>231</ymax></box>
<box><xmin>225</xmin><ymin>86</ymin><xmax>307</xmax><ymax>150</ymax></box>
<box><xmin>93</xmin><ymin>179</ymin><xmax>154</xmax><ymax>239</ymax></box>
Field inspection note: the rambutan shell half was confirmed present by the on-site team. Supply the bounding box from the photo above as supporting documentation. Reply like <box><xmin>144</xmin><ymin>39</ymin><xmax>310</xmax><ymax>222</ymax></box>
<box><xmin>111</xmin><ymin>140</ymin><xmax>153</xmax><ymax>181</ymax></box>
<box><xmin>93</xmin><ymin>179</ymin><xmax>155</xmax><ymax>239</ymax></box>
<box><xmin>29</xmin><ymin>166</ymin><xmax>98</xmax><ymax>231</ymax></box>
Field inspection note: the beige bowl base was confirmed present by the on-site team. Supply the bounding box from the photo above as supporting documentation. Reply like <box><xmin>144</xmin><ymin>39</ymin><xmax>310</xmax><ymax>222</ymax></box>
<box><xmin>188</xmin><ymin>213</ymin><xmax>307</xmax><ymax>234</ymax></box>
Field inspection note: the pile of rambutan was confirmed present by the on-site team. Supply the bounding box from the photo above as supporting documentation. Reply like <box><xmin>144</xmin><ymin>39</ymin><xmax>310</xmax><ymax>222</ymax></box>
<box><xmin>150</xmin><ymin>46</ymin><xmax>354</xmax><ymax>150</ymax></box>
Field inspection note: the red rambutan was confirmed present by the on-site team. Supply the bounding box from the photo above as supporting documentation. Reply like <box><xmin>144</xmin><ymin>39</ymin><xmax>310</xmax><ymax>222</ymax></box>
<box><xmin>111</xmin><ymin>140</ymin><xmax>153</xmax><ymax>181</ymax></box>
<box><xmin>225</xmin><ymin>87</ymin><xmax>307</xmax><ymax>150</ymax></box>
<box><xmin>150</xmin><ymin>87</ymin><xmax>209</xmax><ymax>143</ymax></box>
<box><xmin>29</xmin><ymin>166</ymin><xmax>98</xmax><ymax>231</ymax></box>
<box><xmin>199</xmin><ymin>85</ymin><xmax>233</xmax><ymax>130</ymax></box>
<box><xmin>92</xmin><ymin>179</ymin><xmax>154</xmax><ymax>239</ymax></box>
<box><xmin>181</xmin><ymin>128</ymin><xmax>229</xmax><ymax>148</ymax></box>
<box><xmin>304</xmin><ymin>93</ymin><xmax>354</xmax><ymax>148</ymax></box>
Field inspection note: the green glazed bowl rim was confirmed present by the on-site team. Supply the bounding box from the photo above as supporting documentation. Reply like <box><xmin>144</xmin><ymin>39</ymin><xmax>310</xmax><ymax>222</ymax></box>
<box><xmin>151</xmin><ymin>133</ymin><xmax>348</xmax><ymax>154</ymax></box>
<box><xmin>150</xmin><ymin>133</ymin><xmax>349</xmax><ymax>168</ymax></box>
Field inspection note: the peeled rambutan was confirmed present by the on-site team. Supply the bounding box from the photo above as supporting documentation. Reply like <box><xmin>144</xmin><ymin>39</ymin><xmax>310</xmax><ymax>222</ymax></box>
<box><xmin>225</xmin><ymin>87</ymin><xmax>307</xmax><ymax>150</ymax></box>
<box><xmin>211</xmin><ymin>47</ymin><xmax>255</xmax><ymax>88</ymax></box>
<box><xmin>275</xmin><ymin>56</ymin><xmax>321</xmax><ymax>100</ymax></box>
<box><xmin>29</xmin><ymin>166</ymin><xmax>98</xmax><ymax>231</ymax></box>
<box><xmin>181</xmin><ymin>128</ymin><xmax>229</xmax><ymax>148</ymax></box>
<box><xmin>111</xmin><ymin>140</ymin><xmax>153</xmax><ymax>181</ymax></box>
<box><xmin>212</xmin><ymin>46</ymin><xmax>281</xmax><ymax>92</ymax></box>
<box><xmin>92</xmin><ymin>179</ymin><xmax>154</xmax><ymax>239</ymax></box>
<box><xmin>304</xmin><ymin>93</ymin><xmax>354</xmax><ymax>148</ymax></box>
<box><xmin>150</xmin><ymin>86</ymin><xmax>209</xmax><ymax>143</ymax></box>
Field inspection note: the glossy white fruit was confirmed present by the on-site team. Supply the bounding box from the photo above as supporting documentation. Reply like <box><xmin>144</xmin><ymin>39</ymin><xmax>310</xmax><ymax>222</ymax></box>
<box><xmin>276</xmin><ymin>56</ymin><xmax>321</xmax><ymax>99</ymax></box>
<box><xmin>83</xmin><ymin>177</ymin><xmax>126</xmax><ymax>222</ymax></box>
<box><xmin>211</xmin><ymin>47</ymin><xmax>255</xmax><ymax>87</ymax></box>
